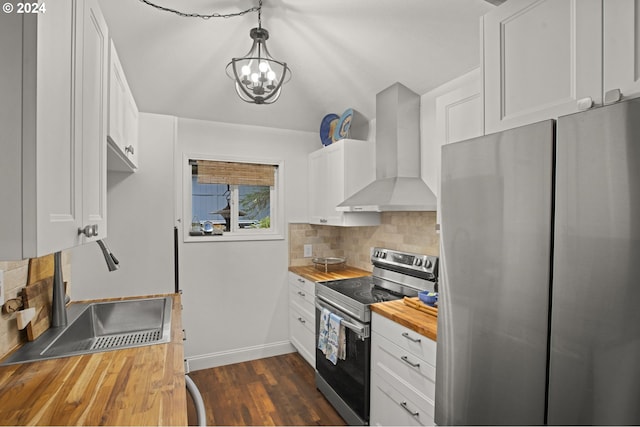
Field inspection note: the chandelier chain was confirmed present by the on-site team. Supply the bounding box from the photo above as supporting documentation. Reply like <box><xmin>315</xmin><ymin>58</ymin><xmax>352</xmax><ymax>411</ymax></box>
<box><xmin>138</xmin><ymin>0</ymin><xmax>260</xmax><ymax>20</ymax></box>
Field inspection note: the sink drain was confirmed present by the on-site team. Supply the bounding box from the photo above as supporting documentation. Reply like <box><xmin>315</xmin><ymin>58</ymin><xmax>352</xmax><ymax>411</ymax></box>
<box><xmin>91</xmin><ymin>329</ymin><xmax>163</xmax><ymax>350</ymax></box>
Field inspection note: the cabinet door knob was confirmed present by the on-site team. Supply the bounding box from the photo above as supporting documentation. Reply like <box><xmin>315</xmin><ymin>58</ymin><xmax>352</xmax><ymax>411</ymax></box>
<box><xmin>604</xmin><ymin>89</ymin><xmax>622</xmax><ymax>105</ymax></box>
<box><xmin>576</xmin><ymin>97</ymin><xmax>593</xmax><ymax>111</ymax></box>
<box><xmin>78</xmin><ymin>224</ymin><xmax>99</xmax><ymax>237</ymax></box>
<box><xmin>125</xmin><ymin>145</ymin><xmax>134</xmax><ymax>155</ymax></box>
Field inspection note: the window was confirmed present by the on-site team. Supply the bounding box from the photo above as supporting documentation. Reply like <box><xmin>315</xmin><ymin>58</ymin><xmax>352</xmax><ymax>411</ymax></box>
<box><xmin>184</xmin><ymin>156</ymin><xmax>283</xmax><ymax>241</ymax></box>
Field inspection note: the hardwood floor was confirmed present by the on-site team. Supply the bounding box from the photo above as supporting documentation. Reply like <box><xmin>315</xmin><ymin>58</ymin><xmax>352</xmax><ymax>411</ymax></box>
<box><xmin>186</xmin><ymin>352</ymin><xmax>346</xmax><ymax>426</ymax></box>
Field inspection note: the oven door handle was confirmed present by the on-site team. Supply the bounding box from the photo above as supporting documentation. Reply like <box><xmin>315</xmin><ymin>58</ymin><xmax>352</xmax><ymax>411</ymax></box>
<box><xmin>315</xmin><ymin>298</ymin><xmax>370</xmax><ymax>339</ymax></box>
<box><xmin>316</xmin><ymin>295</ymin><xmax>361</xmax><ymax>320</ymax></box>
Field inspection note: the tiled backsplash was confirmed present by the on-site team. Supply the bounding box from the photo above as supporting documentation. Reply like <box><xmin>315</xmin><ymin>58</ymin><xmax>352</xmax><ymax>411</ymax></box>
<box><xmin>289</xmin><ymin>211</ymin><xmax>439</xmax><ymax>271</ymax></box>
<box><xmin>0</xmin><ymin>252</ymin><xmax>71</xmax><ymax>359</ymax></box>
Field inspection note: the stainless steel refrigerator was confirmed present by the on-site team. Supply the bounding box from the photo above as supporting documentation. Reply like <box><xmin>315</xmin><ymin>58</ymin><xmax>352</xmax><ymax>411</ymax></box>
<box><xmin>435</xmin><ymin>99</ymin><xmax>640</xmax><ymax>425</ymax></box>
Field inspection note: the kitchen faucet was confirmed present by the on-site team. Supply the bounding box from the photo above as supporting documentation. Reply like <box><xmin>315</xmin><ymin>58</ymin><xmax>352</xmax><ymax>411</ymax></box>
<box><xmin>50</xmin><ymin>240</ymin><xmax>119</xmax><ymax>328</ymax></box>
<box><xmin>96</xmin><ymin>239</ymin><xmax>119</xmax><ymax>272</ymax></box>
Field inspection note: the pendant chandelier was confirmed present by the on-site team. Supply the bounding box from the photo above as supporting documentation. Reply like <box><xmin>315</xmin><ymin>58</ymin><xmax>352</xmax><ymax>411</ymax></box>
<box><xmin>225</xmin><ymin>0</ymin><xmax>291</xmax><ymax>104</ymax></box>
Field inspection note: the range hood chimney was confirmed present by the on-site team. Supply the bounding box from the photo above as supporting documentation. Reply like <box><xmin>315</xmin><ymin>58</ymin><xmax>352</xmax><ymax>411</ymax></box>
<box><xmin>337</xmin><ymin>83</ymin><xmax>437</xmax><ymax>212</ymax></box>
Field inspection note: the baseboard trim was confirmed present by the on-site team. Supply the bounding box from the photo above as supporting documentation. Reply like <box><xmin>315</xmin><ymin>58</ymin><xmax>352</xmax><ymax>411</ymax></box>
<box><xmin>185</xmin><ymin>340</ymin><xmax>296</xmax><ymax>372</ymax></box>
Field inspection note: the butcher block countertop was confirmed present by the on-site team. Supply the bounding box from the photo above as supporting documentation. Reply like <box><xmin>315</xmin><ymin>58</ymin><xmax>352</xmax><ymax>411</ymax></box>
<box><xmin>0</xmin><ymin>293</ymin><xmax>187</xmax><ymax>426</ymax></box>
<box><xmin>289</xmin><ymin>265</ymin><xmax>371</xmax><ymax>282</ymax></box>
<box><xmin>371</xmin><ymin>298</ymin><xmax>438</xmax><ymax>341</ymax></box>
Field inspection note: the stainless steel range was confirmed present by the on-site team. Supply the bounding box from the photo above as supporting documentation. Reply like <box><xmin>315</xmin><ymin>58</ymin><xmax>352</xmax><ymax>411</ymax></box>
<box><xmin>315</xmin><ymin>247</ymin><xmax>438</xmax><ymax>425</ymax></box>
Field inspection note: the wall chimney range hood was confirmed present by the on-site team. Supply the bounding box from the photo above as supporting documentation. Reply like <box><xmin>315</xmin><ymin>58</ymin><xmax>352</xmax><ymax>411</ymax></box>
<box><xmin>337</xmin><ymin>83</ymin><xmax>437</xmax><ymax>212</ymax></box>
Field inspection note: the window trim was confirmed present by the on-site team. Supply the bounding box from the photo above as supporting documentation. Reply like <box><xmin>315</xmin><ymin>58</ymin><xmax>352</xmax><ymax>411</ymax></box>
<box><xmin>182</xmin><ymin>153</ymin><xmax>284</xmax><ymax>242</ymax></box>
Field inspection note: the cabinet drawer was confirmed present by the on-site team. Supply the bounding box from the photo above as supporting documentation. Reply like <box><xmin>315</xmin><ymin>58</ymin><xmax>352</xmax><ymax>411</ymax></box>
<box><xmin>288</xmin><ymin>272</ymin><xmax>315</xmax><ymax>305</ymax></box>
<box><xmin>372</xmin><ymin>312</ymin><xmax>436</xmax><ymax>365</ymax></box>
<box><xmin>370</xmin><ymin>372</ymin><xmax>434</xmax><ymax>426</ymax></box>
<box><xmin>372</xmin><ymin>331</ymin><xmax>435</xmax><ymax>401</ymax></box>
<box><xmin>289</xmin><ymin>305</ymin><xmax>316</xmax><ymax>366</ymax></box>
<box><xmin>289</xmin><ymin>284</ymin><xmax>315</xmax><ymax>311</ymax></box>
<box><xmin>290</xmin><ymin>299</ymin><xmax>315</xmax><ymax>335</ymax></box>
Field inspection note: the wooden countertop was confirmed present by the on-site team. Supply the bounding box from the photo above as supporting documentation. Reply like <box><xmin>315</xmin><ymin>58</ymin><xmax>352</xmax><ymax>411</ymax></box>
<box><xmin>0</xmin><ymin>293</ymin><xmax>187</xmax><ymax>426</ymax></box>
<box><xmin>371</xmin><ymin>298</ymin><xmax>438</xmax><ymax>341</ymax></box>
<box><xmin>289</xmin><ymin>265</ymin><xmax>371</xmax><ymax>282</ymax></box>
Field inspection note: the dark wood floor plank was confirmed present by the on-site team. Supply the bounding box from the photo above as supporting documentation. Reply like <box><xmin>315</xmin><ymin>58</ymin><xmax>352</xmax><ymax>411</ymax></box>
<box><xmin>186</xmin><ymin>352</ymin><xmax>346</xmax><ymax>426</ymax></box>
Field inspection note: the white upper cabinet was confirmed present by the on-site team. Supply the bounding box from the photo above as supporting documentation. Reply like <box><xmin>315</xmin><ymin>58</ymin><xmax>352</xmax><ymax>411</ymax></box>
<box><xmin>0</xmin><ymin>0</ymin><xmax>109</xmax><ymax>260</ymax></box>
<box><xmin>434</xmin><ymin>69</ymin><xmax>484</xmax><ymax>223</ymax></box>
<box><xmin>107</xmin><ymin>40</ymin><xmax>139</xmax><ymax>172</ymax></box>
<box><xmin>483</xmin><ymin>0</ymin><xmax>602</xmax><ymax>133</ymax></box>
<box><xmin>77</xmin><ymin>0</ymin><xmax>109</xmax><ymax>245</ymax></box>
<box><xmin>308</xmin><ymin>140</ymin><xmax>380</xmax><ymax>227</ymax></box>
<box><xmin>484</xmin><ymin>0</ymin><xmax>640</xmax><ymax>133</ymax></box>
<box><xmin>603</xmin><ymin>0</ymin><xmax>640</xmax><ymax>101</ymax></box>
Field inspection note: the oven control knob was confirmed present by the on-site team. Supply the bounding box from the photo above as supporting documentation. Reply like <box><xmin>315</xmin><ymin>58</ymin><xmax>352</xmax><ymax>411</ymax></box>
<box><xmin>424</xmin><ymin>259</ymin><xmax>432</xmax><ymax>268</ymax></box>
<box><xmin>380</xmin><ymin>251</ymin><xmax>386</xmax><ymax>259</ymax></box>
<box><xmin>415</xmin><ymin>259</ymin><xmax>422</xmax><ymax>267</ymax></box>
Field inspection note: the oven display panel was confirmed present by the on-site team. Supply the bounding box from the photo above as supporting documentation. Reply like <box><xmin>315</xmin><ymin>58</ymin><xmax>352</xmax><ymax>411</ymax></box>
<box><xmin>391</xmin><ymin>253</ymin><xmax>415</xmax><ymax>266</ymax></box>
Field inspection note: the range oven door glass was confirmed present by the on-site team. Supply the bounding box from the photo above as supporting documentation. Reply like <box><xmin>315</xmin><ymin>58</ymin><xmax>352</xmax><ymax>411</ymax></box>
<box><xmin>315</xmin><ymin>300</ymin><xmax>370</xmax><ymax>423</ymax></box>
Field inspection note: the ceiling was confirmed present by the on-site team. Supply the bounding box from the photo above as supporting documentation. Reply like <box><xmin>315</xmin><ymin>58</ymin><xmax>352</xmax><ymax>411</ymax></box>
<box><xmin>99</xmin><ymin>0</ymin><xmax>495</xmax><ymax>134</ymax></box>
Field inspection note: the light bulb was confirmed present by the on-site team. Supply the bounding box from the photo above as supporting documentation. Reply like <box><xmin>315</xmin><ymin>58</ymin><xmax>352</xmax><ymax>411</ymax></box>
<box><xmin>251</xmin><ymin>73</ymin><xmax>259</xmax><ymax>83</ymax></box>
<box><xmin>241</xmin><ymin>65</ymin><xmax>251</xmax><ymax>76</ymax></box>
<box><xmin>267</xmin><ymin>70</ymin><xmax>276</xmax><ymax>81</ymax></box>
<box><xmin>259</xmin><ymin>62</ymin><xmax>269</xmax><ymax>73</ymax></box>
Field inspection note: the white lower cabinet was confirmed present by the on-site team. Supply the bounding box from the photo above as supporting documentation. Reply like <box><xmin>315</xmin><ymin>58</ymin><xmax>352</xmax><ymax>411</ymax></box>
<box><xmin>370</xmin><ymin>312</ymin><xmax>436</xmax><ymax>426</ymax></box>
<box><xmin>288</xmin><ymin>272</ymin><xmax>316</xmax><ymax>366</ymax></box>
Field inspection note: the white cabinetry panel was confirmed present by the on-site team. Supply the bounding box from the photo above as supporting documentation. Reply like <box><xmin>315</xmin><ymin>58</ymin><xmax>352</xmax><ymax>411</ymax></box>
<box><xmin>108</xmin><ymin>40</ymin><xmax>139</xmax><ymax>172</ymax></box>
<box><xmin>0</xmin><ymin>0</ymin><xmax>109</xmax><ymax>259</ymax></box>
<box><xmin>484</xmin><ymin>0</ymin><xmax>602</xmax><ymax>133</ymax></box>
<box><xmin>78</xmin><ymin>0</ymin><xmax>109</xmax><ymax>242</ymax></box>
<box><xmin>307</xmin><ymin>140</ymin><xmax>380</xmax><ymax>226</ymax></box>
<box><xmin>288</xmin><ymin>272</ymin><xmax>316</xmax><ymax>366</ymax></box>
<box><xmin>370</xmin><ymin>312</ymin><xmax>436</xmax><ymax>426</ymax></box>
<box><xmin>603</xmin><ymin>0</ymin><xmax>640</xmax><ymax>100</ymax></box>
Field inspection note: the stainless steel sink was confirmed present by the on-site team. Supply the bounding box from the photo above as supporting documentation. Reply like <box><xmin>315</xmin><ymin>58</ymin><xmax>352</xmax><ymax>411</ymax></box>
<box><xmin>1</xmin><ymin>296</ymin><xmax>172</xmax><ymax>365</ymax></box>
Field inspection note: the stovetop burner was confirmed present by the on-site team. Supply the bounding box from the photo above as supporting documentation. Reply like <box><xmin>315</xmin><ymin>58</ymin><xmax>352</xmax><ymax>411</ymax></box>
<box><xmin>315</xmin><ymin>248</ymin><xmax>439</xmax><ymax>323</ymax></box>
<box><xmin>320</xmin><ymin>276</ymin><xmax>405</xmax><ymax>305</ymax></box>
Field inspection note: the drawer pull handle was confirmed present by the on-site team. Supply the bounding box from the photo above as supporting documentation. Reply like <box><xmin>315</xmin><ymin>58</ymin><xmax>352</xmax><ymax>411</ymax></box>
<box><xmin>402</xmin><ymin>332</ymin><xmax>421</xmax><ymax>343</ymax></box>
<box><xmin>400</xmin><ymin>401</ymin><xmax>419</xmax><ymax>417</ymax></box>
<box><xmin>297</xmin><ymin>317</ymin><xmax>306</xmax><ymax>324</ymax></box>
<box><xmin>297</xmin><ymin>278</ymin><xmax>305</xmax><ymax>283</ymax></box>
<box><xmin>400</xmin><ymin>355</ymin><xmax>420</xmax><ymax>368</ymax></box>
<box><xmin>297</xmin><ymin>291</ymin><xmax>306</xmax><ymax>297</ymax></box>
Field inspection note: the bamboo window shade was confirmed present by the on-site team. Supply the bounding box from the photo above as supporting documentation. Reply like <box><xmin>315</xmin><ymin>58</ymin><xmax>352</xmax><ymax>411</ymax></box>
<box><xmin>196</xmin><ymin>160</ymin><xmax>276</xmax><ymax>187</ymax></box>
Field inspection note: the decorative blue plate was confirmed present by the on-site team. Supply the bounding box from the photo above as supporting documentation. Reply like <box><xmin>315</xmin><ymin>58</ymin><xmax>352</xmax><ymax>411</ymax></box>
<box><xmin>334</xmin><ymin>108</ymin><xmax>354</xmax><ymax>141</ymax></box>
<box><xmin>320</xmin><ymin>113</ymin><xmax>340</xmax><ymax>146</ymax></box>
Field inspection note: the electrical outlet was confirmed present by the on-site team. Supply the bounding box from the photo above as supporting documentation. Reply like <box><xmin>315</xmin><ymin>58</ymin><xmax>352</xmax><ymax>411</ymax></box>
<box><xmin>0</xmin><ymin>269</ymin><xmax>4</xmax><ymax>307</ymax></box>
<box><xmin>303</xmin><ymin>244</ymin><xmax>313</xmax><ymax>258</ymax></box>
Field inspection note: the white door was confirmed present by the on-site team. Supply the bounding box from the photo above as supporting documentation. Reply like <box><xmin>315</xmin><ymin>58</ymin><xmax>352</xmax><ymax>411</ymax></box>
<box><xmin>484</xmin><ymin>0</ymin><xmax>602</xmax><ymax>133</ymax></box>
<box><xmin>77</xmin><ymin>0</ymin><xmax>109</xmax><ymax>242</ymax></box>
<box><xmin>33</xmin><ymin>2</ymin><xmax>83</xmax><ymax>256</ymax></box>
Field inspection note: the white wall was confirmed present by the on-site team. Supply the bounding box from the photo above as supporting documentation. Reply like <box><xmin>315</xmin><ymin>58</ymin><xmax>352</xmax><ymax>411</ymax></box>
<box><xmin>71</xmin><ymin>113</ymin><xmax>178</xmax><ymax>300</ymax></box>
<box><xmin>71</xmin><ymin>113</ymin><xmax>319</xmax><ymax>371</ymax></box>
<box><xmin>176</xmin><ymin>117</ymin><xmax>317</xmax><ymax>370</ymax></box>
